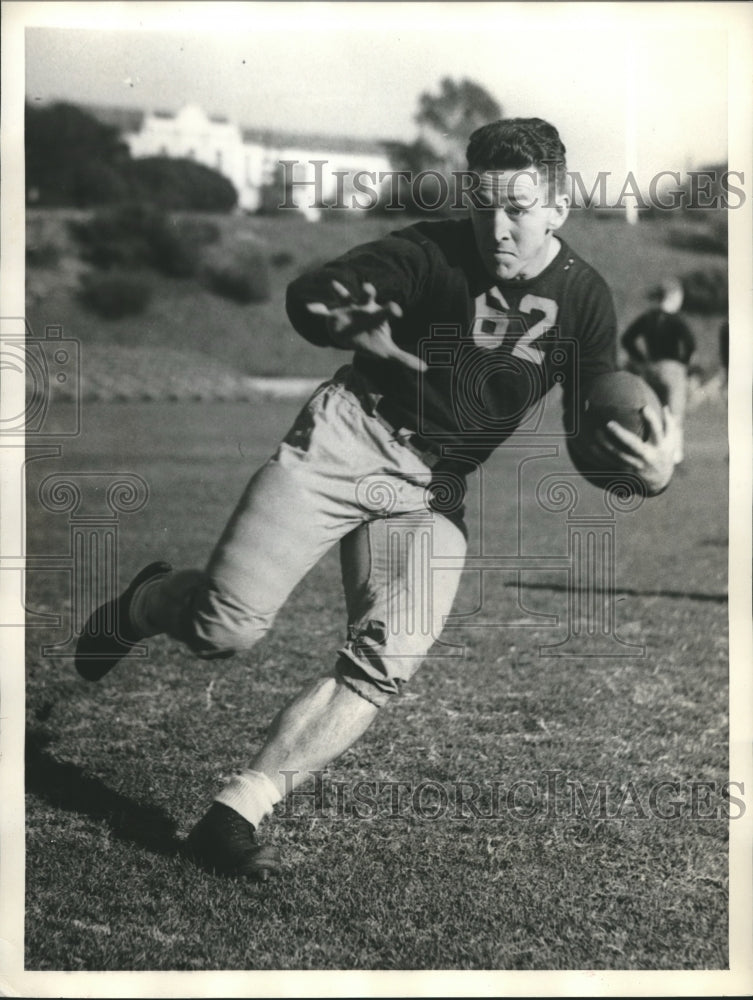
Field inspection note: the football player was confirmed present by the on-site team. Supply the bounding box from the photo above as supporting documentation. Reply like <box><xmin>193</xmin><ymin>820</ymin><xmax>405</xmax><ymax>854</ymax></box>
<box><xmin>76</xmin><ymin>118</ymin><xmax>676</xmax><ymax>878</ymax></box>
<box><xmin>621</xmin><ymin>277</ymin><xmax>696</xmax><ymax>463</ymax></box>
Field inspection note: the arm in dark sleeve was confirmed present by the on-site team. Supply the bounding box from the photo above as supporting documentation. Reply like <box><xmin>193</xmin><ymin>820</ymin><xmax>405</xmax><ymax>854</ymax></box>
<box><xmin>562</xmin><ymin>269</ymin><xmax>618</xmax><ymax>436</ymax></box>
<box><xmin>285</xmin><ymin>233</ymin><xmax>432</xmax><ymax>347</ymax></box>
<box><xmin>562</xmin><ymin>270</ymin><xmax>622</xmax><ymax>476</ymax></box>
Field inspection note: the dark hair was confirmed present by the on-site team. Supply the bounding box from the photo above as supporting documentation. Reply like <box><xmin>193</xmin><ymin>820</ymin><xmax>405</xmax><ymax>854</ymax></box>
<box><xmin>465</xmin><ymin>118</ymin><xmax>567</xmax><ymax>193</ymax></box>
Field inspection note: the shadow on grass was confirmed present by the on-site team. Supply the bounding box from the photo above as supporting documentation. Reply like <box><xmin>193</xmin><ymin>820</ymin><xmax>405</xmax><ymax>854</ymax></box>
<box><xmin>507</xmin><ymin>582</ymin><xmax>727</xmax><ymax>604</ymax></box>
<box><xmin>25</xmin><ymin>728</ymin><xmax>181</xmax><ymax>857</ymax></box>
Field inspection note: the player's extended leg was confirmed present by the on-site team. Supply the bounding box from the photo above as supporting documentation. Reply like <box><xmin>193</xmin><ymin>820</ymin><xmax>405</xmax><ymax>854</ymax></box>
<box><xmin>73</xmin><ymin>457</ymin><xmax>351</xmax><ymax>680</ymax></box>
<box><xmin>186</xmin><ymin>509</ymin><xmax>467</xmax><ymax>876</ymax></box>
<box><xmin>74</xmin><ymin>376</ymin><xmax>367</xmax><ymax>680</ymax></box>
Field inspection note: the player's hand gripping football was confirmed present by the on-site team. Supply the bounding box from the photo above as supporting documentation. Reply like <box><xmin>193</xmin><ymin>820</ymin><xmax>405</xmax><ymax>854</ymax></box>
<box><xmin>589</xmin><ymin>404</ymin><xmax>679</xmax><ymax>496</ymax></box>
<box><xmin>306</xmin><ymin>280</ymin><xmax>427</xmax><ymax>372</ymax></box>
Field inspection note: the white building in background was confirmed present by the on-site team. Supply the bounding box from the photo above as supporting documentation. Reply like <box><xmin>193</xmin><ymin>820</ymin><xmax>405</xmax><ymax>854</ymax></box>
<box><xmin>126</xmin><ymin>104</ymin><xmax>253</xmax><ymax>203</ymax></box>
<box><xmin>88</xmin><ymin>103</ymin><xmax>393</xmax><ymax>220</ymax></box>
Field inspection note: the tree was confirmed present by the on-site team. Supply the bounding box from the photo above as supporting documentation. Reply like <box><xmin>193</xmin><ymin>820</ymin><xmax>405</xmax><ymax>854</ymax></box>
<box><xmin>25</xmin><ymin>102</ymin><xmax>132</xmax><ymax>206</ymax></box>
<box><xmin>256</xmin><ymin>160</ymin><xmax>304</xmax><ymax>217</ymax></box>
<box><xmin>375</xmin><ymin>77</ymin><xmax>503</xmax><ymax>217</ymax></box>
<box><xmin>25</xmin><ymin>102</ymin><xmax>237</xmax><ymax>211</ymax></box>
<box><xmin>415</xmin><ymin>77</ymin><xmax>502</xmax><ymax>173</ymax></box>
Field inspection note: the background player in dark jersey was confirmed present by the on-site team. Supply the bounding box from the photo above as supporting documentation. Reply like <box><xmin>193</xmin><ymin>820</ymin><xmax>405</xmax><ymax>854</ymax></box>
<box><xmin>621</xmin><ymin>277</ymin><xmax>695</xmax><ymax>463</ymax></box>
<box><xmin>718</xmin><ymin>318</ymin><xmax>729</xmax><ymax>382</ymax></box>
<box><xmin>76</xmin><ymin>118</ymin><xmax>677</xmax><ymax>879</ymax></box>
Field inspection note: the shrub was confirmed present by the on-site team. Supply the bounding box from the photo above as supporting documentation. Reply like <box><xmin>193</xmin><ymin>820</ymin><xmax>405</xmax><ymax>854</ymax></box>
<box><xmin>175</xmin><ymin>217</ymin><xmax>222</xmax><ymax>247</ymax></box>
<box><xmin>126</xmin><ymin>157</ymin><xmax>238</xmax><ymax>212</ymax></box>
<box><xmin>26</xmin><ymin>242</ymin><xmax>61</xmax><ymax>268</ymax></box>
<box><xmin>147</xmin><ymin>220</ymin><xmax>201</xmax><ymax>278</ymax></box>
<box><xmin>270</xmin><ymin>250</ymin><xmax>295</xmax><ymax>268</ymax></box>
<box><xmin>665</xmin><ymin>213</ymin><xmax>727</xmax><ymax>254</ymax></box>
<box><xmin>78</xmin><ymin>270</ymin><xmax>153</xmax><ymax>319</ymax></box>
<box><xmin>69</xmin><ymin>202</ymin><xmax>200</xmax><ymax>278</ymax></box>
<box><xmin>202</xmin><ymin>245</ymin><xmax>271</xmax><ymax>303</ymax></box>
<box><xmin>69</xmin><ymin>160</ymin><xmax>133</xmax><ymax>206</ymax></box>
<box><xmin>680</xmin><ymin>266</ymin><xmax>728</xmax><ymax>315</ymax></box>
<box><xmin>70</xmin><ymin>203</ymin><xmax>158</xmax><ymax>269</ymax></box>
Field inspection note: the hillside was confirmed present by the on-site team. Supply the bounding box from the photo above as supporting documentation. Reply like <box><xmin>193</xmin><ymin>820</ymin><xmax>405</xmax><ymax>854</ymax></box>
<box><xmin>25</xmin><ymin>207</ymin><xmax>727</xmax><ymax>400</ymax></box>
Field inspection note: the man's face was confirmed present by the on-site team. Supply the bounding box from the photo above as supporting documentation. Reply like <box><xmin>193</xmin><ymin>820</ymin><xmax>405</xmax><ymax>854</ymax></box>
<box><xmin>468</xmin><ymin>169</ymin><xmax>569</xmax><ymax>281</ymax></box>
<box><xmin>661</xmin><ymin>286</ymin><xmax>684</xmax><ymax>314</ymax></box>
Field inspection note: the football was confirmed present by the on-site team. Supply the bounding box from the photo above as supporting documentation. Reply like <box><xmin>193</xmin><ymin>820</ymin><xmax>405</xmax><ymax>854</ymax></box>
<box><xmin>568</xmin><ymin>370</ymin><xmax>664</xmax><ymax>493</ymax></box>
<box><xmin>582</xmin><ymin>371</ymin><xmax>662</xmax><ymax>441</ymax></box>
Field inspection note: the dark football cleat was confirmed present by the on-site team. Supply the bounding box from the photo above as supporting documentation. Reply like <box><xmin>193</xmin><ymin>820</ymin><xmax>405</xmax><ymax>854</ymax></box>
<box><xmin>75</xmin><ymin>561</ymin><xmax>172</xmax><ymax>682</ymax></box>
<box><xmin>185</xmin><ymin>802</ymin><xmax>282</xmax><ymax>880</ymax></box>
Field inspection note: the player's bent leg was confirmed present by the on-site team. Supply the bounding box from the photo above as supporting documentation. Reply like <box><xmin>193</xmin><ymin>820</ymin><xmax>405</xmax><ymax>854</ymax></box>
<box><xmin>337</xmin><ymin>511</ymin><xmax>467</xmax><ymax>702</ymax></box>
<box><xmin>225</xmin><ymin>669</ymin><xmax>380</xmax><ymax>803</ymax></box>
<box><xmin>185</xmin><ymin>512</ymin><xmax>466</xmax><ymax>878</ymax></box>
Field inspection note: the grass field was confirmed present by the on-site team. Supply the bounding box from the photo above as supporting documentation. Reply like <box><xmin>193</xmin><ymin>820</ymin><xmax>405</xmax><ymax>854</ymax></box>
<box><xmin>22</xmin><ymin>390</ymin><xmax>729</xmax><ymax>973</ymax></box>
<box><xmin>17</xmin><ymin>207</ymin><xmax>733</xmax><ymax>977</ymax></box>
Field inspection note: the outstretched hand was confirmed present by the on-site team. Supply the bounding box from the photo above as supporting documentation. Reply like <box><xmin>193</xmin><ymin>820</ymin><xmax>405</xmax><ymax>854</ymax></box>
<box><xmin>306</xmin><ymin>280</ymin><xmax>427</xmax><ymax>372</ymax></box>
<box><xmin>592</xmin><ymin>404</ymin><xmax>678</xmax><ymax>495</ymax></box>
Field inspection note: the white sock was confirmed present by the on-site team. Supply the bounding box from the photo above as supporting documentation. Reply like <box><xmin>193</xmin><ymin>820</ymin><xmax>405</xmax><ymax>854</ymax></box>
<box><xmin>128</xmin><ymin>575</ymin><xmax>168</xmax><ymax>637</ymax></box>
<box><xmin>215</xmin><ymin>770</ymin><xmax>282</xmax><ymax>829</ymax></box>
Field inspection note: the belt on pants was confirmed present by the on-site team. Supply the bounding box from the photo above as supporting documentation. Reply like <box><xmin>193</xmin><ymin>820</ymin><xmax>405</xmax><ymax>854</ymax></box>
<box><xmin>340</xmin><ymin>365</ymin><xmax>449</xmax><ymax>471</ymax></box>
<box><xmin>373</xmin><ymin>398</ymin><xmax>445</xmax><ymax>469</ymax></box>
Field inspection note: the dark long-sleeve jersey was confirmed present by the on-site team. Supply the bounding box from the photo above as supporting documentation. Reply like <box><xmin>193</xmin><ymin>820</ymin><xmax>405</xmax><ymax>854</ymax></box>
<box><xmin>286</xmin><ymin>219</ymin><xmax>617</xmax><ymax>465</ymax></box>
<box><xmin>621</xmin><ymin>309</ymin><xmax>696</xmax><ymax>365</ymax></box>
